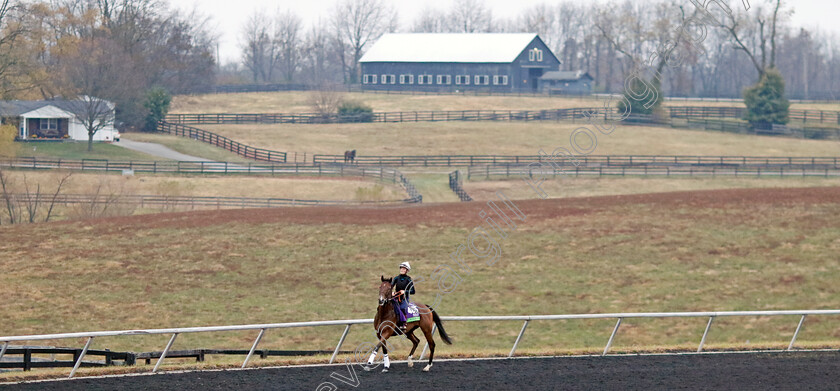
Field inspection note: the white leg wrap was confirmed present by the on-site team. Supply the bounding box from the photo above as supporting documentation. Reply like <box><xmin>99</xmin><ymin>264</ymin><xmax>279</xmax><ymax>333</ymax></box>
<box><xmin>367</xmin><ymin>351</ymin><xmax>377</xmax><ymax>365</ymax></box>
<box><xmin>383</xmin><ymin>354</ymin><xmax>390</xmax><ymax>367</ymax></box>
<box><xmin>407</xmin><ymin>355</ymin><xmax>414</xmax><ymax>367</ymax></box>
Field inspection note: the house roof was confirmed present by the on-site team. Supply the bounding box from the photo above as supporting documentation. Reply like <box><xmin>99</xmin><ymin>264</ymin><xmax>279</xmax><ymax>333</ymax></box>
<box><xmin>0</xmin><ymin>98</ymin><xmax>114</xmax><ymax>118</ymax></box>
<box><xmin>541</xmin><ymin>71</ymin><xmax>593</xmax><ymax>81</ymax></box>
<box><xmin>360</xmin><ymin>33</ymin><xmax>545</xmax><ymax>63</ymax></box>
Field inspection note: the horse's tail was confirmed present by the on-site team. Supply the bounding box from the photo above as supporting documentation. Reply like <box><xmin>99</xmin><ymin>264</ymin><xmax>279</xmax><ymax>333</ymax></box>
<box><xmin>430</xmin><ymin>307</ymin><xmax>453</xmax><ymax>345</ymax></box>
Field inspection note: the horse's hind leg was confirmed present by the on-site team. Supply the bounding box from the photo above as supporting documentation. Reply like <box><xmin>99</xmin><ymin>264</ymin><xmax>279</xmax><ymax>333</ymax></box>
<box><xmin>405</xmin><ymin>330</ymin><xmax>420</xmax><ymax>368</ymax></box>
<box><xmin>421</xmin><ymin>328</ymin><xmax>436</xmax><ymax>372</ymax></box>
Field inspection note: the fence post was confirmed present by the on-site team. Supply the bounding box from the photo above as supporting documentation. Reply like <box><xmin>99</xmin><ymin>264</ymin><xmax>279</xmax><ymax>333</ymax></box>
<box><xmin>69</xmin><ymin>337</ymin><xmax>94</xmax><ymax>378</ymax></box>
<box><xmin>153</xmin><ymin>333</ymin><xmax>179</xmax><ymax>373</ymax></box>
<box><xmin>330</xmin><ymin>324</ymin><xmax>352</xmax><ymax>364</ymax></box>
<box><xmin>788</xmin><ymin>315</ymin><xmax>807</xmax><ymax>351</ymax></box>
<box><xmin>698</xmin><ymin>316</ymin><xmax>714</xmax><ymax>352</ymax></box>
<box><xmin>603</xmin><ymin>318</ymin><xmax>622</xmax><ymax>355</ymax></box>
<box><xmin>509</xmin><ymin>320</ymin><xmax>530</xmax><ymax>357</ymax></box>
<box><xmin>242</xmin><ymin>328</ymin><xmax>266</xmax><ymax>368</ymax></box>
<box><xmin>23</xmin><ymin>349</ymin><xmax>31</xmax><ymax>371</ymax></box>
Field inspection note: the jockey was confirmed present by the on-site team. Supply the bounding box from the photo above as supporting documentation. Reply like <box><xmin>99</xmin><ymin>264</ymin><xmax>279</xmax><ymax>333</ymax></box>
<box><xmin>391</xmin><ymin>262</ymin><xmax>415</xmax><ymax>331</ymax></box>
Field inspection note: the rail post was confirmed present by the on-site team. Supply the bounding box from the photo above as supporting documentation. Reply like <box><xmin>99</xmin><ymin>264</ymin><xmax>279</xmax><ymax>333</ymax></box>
<box><xmin>153</xmin><ymin>333</ymin><xmax>179</xmax><ymax>373</ymax></box>
<box><xmin>603</xmin><ymin>318</ymin><xmax>622</xmax><ymax>355</ymax></box>
<box><xmin>509</xmin><ymin>320</ymin><xmax>530</xmax><ymax>357</ymax></box>
<box><xmin>69</xmin><ymin>336</ymin><xmax>94</xmax><ymax>378</ymax></box>
<box><xmin>329</xmin><ymin>324</ymin><xmax>352</xmax><ymax>364</ymax></box>
<box><xmin>788</xmin><ymin>315</ymin><xmax>807</xmax><ymax>351</ymax></box>
<box><xmin>0</xmin><ymin>341</ymin><xmax>7</xmax><ymax>361</ymax></box>
<box><xmin>242</xmin><ymin>328</ymin><xmax>266</xmax><ymax>368</ymax></box>
<box><xmin>698</xmin><ymin>316</ymin><xmax>715</xmax><ymax>352</ymax></box>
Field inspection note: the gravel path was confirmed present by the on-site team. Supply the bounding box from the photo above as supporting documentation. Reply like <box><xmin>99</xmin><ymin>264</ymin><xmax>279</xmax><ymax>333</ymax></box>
<box><xmin>116</xmin><ymin>139</ymin><xmax>212</xmax><ymax>162</ymax></box>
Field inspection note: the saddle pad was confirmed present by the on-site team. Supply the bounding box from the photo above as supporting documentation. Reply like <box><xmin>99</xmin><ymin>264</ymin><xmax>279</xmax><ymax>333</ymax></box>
<box><xmin>406</xmin><ymin>303</ymin><xmax>420</xmax><ymax>323</ymax></box>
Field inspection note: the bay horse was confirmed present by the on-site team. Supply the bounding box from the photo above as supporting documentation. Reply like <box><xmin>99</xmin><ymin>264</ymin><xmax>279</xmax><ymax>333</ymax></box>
<box><xmin>365</xmin><ymin>276</ymin><xmax>452</xmax><ymax>372</ymax></box>
<box><xmin>343</xmin><ymin>150</ymin><xmax>356</xmax><ymax>163</ymax></box>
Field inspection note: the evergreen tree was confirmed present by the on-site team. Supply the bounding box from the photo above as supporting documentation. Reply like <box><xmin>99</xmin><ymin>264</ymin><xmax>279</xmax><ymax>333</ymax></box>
<box><xmin>743</xmin><ymin>68</ymin><xmax>790</xmax><ymax>129</ymax></box>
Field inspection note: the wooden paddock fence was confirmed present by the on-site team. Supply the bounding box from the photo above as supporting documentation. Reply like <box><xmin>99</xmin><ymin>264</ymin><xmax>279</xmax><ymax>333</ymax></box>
<box><xmin>165</xmin><ymin>107</ymin><xmax>840</xmax><ymax>127</ymax></box>
<box><xmin>0</xmin><ymin>158</ymin><xmax>423</xmax><ymax>204</ymax></box>
<box><xmin>314</xmin><ymin>155</ymin><xmax>840</xmax><ymax>168</ymax></box>
<box><xmin>466</xmin><ymin>164</ymin><xmax>840</xmax><ymax>180</ymax></box>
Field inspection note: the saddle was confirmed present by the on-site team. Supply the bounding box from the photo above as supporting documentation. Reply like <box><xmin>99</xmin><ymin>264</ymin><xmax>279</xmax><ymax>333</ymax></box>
<box><xmin>392</xmin><ymin>299</ymin><xmax>421</xmax><ymax>323</ymax></box>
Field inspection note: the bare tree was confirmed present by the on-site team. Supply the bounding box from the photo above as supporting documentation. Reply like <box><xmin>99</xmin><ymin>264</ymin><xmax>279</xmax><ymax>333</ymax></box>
<box><xmin>241</xmin><ymin>11</ymin><xmax>276</xmax><ymax>83</ymax></box>
<box><xmin>300</xmin><ymin>18</ymin><xmax>340</xmax><ymax>85</ymax></box>
<box><xmin>331</xmin><ymin>0</ymin><xmax>397</xmax><ymax>84</ymax></box>
<box><xmin>0</xmin><ymin>0</ymin><xmax>24</xmax><ymax>96</ymax></box>
<box><xmin>449</xmin><ymin>0</ymin><xmax>493</xmax><ymax>33</ymax></box>
<box><xmin>412</xmin><ymin>7</ymin><xmax>449</xmax><ymax>33</ymax></box>
<box><xmin>717</xmin><ymin>0</ymin><xmax>788</xmax><ymax>79</ymax></box>
<box><xmin>274</xmin><ymin>10</ymin><xmax>302</xmax><ymax>82</ymax></box>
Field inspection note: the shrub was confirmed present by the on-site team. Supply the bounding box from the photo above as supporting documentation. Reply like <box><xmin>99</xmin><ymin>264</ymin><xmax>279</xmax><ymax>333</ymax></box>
<box><xmin>143</xmin><ymin>87</ymin><xmax>172</xmax><ymax>132</ymax></box>
<box><xmin>338</xmin><ymin>101</ymin><xmax>374</xmax><ymax>123</ymax></box>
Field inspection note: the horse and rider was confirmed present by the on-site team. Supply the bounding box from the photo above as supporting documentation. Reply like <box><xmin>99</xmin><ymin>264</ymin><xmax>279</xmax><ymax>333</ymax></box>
<box><xmin>367</xmin><ymin>261</ymin><xmax>452</xmax><ymax>372</ymax></box>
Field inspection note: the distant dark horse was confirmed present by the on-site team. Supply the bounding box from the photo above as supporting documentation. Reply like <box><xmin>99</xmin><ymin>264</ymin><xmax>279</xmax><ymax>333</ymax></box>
<box><xmin>365</xmin><ymin>276</ymin><xmax>452</xmax><ymax>372</ymax></box>
<box><xmin>344</xmin><ymin>150</ymin><xmax>356</xmax><ymax>164</ymax></box>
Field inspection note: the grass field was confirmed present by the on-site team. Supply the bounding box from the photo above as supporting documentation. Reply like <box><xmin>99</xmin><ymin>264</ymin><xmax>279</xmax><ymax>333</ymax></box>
<box><xmin>1</xmin><ymin>188</ymin><xmax>839</xmax><ymax>370</ymax></box>
<box><xmin>0</xmin><ymin>170</ymin><xmax>406</xmax><ymax>201</ymax></box>
<box><xmin>463</xmin><ymin>177</ymin><xmax>840</xmax><ymax>201</ymax></box>
<box><xmin>12</xmin><ymin>141</ymin><xmax>158</xmax><ymax>161</ymax></box>
<box><xmin>197</xmin><ymin>121</ymin><xmax>840</xmax><ymax>157</ymax></box>
<box><xmin>170</xmin><ymin>91</ymin><xmax>840</xmax><ymax>114</ymax></box>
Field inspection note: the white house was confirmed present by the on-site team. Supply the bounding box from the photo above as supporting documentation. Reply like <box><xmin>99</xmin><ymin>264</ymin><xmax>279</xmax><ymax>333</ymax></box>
<box><xmin>0</xmin><ymin>98</ymin><xmax>120</xmax><ymax>142</ymax></box>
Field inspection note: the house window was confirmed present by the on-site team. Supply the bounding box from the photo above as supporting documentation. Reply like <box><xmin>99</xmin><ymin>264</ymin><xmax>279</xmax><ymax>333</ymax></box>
<box><xmin>493</xmin><ymin>75</ymin><xmax>509</xmax><ymax>85</ymax></box>
<box><xmin>39</xmin><ymin>118</ymin><xmax>58</xmax><ymax>130</ymax></box>
<box><xmin>400</xmin><ymin>74</ymin><xmax>414</xmax><ymax>84</ymax></box>
<box><xmin>436</xmin><ymin>75</ymin><xmax>451</xmax><ymax>85</ymax></box>
<box><xmin>418</xmin><ymin>75</ymin><xmax>433</xmax><ymax>85</ymax></box>
<box><xmin>474</xmin><ymin>75</ymin><xmax>489</xmax><ymax>85</ymax></box>
<box><xmin>382</xmin><ymin>74</ymin><xmax>396</xmax><ymax>84</ymax></box>
<box><xmin>529</xmin><ymin>48</ymin><xmax>543</xmax><ymax>62</ymax></box>
<box><xmin>455</xmin><ymin>75</ymin><xmax>470</xmax><ymax>85</ymax></box>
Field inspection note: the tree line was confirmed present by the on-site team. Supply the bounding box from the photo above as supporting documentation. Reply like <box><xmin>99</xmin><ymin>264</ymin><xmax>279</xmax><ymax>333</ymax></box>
<box><xmin>230</xmin><ymin>0</ymin><xmax>839</xmax><ymax>101</ymax></box>
<box><xmin>0</xmin><ymin>0</ymin><xmax>214</xmax><ymax>131</ymax></box>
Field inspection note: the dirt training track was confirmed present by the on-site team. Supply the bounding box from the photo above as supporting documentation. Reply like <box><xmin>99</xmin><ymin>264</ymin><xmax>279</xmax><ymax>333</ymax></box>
<box><xmin>80</xmin><ymin>186</ymin><xmax>840</xmax><ymax>231</ymax></box>
<box><xmin>4</xmin><ymin>352</ymin><xmax>838</xmax><ymax>390</ymax></box>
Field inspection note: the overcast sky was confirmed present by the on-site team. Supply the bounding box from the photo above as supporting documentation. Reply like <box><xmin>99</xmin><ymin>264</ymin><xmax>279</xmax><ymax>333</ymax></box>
<box><xmin>171</xmin><ymin>0</ymin><xmax>840</xmax><ymax>65</ymax></box>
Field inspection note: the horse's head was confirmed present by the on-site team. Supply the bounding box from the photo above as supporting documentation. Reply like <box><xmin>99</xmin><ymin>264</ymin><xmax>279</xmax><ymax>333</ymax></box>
<box><xmin>378</xmin><ymin>275</ymin><xmax>393</xmax><ymax>306</ymax></box>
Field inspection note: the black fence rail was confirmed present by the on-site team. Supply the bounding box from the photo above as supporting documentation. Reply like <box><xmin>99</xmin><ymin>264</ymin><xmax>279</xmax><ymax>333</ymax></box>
<box><xmin>467</xmin><ymin>164</ymin><xmax>840</xmax><ymax>180</ymax></box>
<box><xmin>678</xmin><ymin>118</ymin><xmax>840</xmax><ymax>139</ymax></box>
<box><xmin>3</xmin><ymin>192</ymin><xmax>419</xmax><ymax>208</ymax></box>
<box><xmin>0</xmin><ymin>158</ymin><xmax>423</xmax><ymax>204</ymax></box>
<box><xmin>166</xmin><ymin>106</ymin><xmax>840</xmax><ymax>127</ymax></box>
<box><xmin>314</xmin><ymin>154</ymin><xmax>840</xmax><ymax>168</ymax></box>
<box><xmin>157</xmin><ymin>121</ymin><xmax>287</xmax><ymax>163</ymax></box>
<box><xmin>136</xmin><ymin>349</ymin><xmax>354</xmax><ymax>365</ymax></box>
<box><xmin>0</xmin><ymin>347</ymin><xmax>134</xmax><ymax>371</ymax></box>
<box><xmin>164</xmin><ymin>108</ymin><xmax>606</xmax><ymax>125</ymax></box>
<box><xmin>448</xmin><ymin>171</ymin><xmax>472</xmax><ymax>202</ymax></box>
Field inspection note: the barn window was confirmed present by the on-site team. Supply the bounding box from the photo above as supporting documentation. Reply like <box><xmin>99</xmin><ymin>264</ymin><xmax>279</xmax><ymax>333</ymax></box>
<box><xmin>418</xmin><ymin>75</ymin><xmax>432</xmax><ymax>85</ymax></box>
<box><xmin>474</xmin><ymin>75</ymin><xmax>489</xmax><ymax>85</ymax></box>
<box><xmin>493</xmin><ymin>75</ymin><xmax>508</xmax><ymax>85</ymax></box>
<box><xmin>529</xmin><ymin>48</ymin><xmax>543</xmax><ymax>62</ymax></box>
<box><xmin>400</xmin><ymin>74</ymin><xmax>414</xmax><ymax>84</ymax></box>
<box><xmin>383</xmin><ymin>75</ymin><xmax>395</xmax><ymax>84</ymax></box>
<box><xmin>455</xmin><ymin>75</ymin><xmax>470</xmax><ymax>85</ymax></box>
<box><xmin>363</xmin><ymin>74</ymin><xmax>378</xmax><ymax>84</ymax></box>
<box><xmin>437</xmin><ymin>75</ymin><xmax>451</xmax><ymax>85</ymax></box>
<box><xmin>39</xmin><ymin>118</ymin><xmax>58</xmax><ymax>130</ymax></box>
